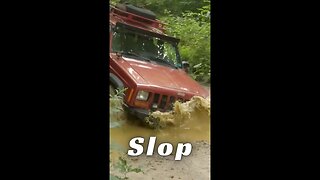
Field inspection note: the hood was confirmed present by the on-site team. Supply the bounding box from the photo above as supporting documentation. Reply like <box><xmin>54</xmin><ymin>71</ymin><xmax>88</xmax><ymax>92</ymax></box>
<box><xmin>112</xmin><ymin>54</ymin><xmax>209</xmax><ymax>97</ymax></box>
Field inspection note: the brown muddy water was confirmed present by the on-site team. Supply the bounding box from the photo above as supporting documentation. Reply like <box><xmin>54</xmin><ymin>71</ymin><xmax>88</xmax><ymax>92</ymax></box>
<box><xmin>110</xmin><ymin>86</ymin><xmax>211</xmax><ymax>159</ymax></box>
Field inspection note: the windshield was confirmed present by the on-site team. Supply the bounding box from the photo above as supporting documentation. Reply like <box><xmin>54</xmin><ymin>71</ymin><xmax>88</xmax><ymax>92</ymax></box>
<box><xmin>111</xmin><ymin>25</ymin><xmax>182</xmax><ymax>69</ymax></box>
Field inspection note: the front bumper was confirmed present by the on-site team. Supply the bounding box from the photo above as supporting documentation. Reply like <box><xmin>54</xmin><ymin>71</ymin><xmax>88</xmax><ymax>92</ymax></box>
<box><xmin>124</xmin><ymin>105</ymin><xmax>150</xmax><ymax>120</ymax></box>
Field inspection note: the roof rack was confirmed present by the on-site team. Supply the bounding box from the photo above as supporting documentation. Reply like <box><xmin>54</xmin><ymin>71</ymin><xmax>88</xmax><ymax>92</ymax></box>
<box><xmin>110</xmin><ymin>5</ymin><xmax>166</xmax><ymax>32</ymax></box>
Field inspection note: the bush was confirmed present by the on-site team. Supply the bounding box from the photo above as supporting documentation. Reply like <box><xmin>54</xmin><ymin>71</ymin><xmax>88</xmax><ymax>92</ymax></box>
<box><xmin>109</xmin><ymin>87</ymin><xmax>126</xmax><ymax>127</ymax></box>
<box><xmin>161</xmin><ymin>1</ymin><xmax>211</xmax><ymax>83</ymax></box>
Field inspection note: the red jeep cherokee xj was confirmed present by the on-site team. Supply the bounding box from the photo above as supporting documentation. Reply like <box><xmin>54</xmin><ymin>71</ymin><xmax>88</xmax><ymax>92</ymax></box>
<box><xmin>109</xmin><ymin>4</ymin><xmax>209</xmax><ymax>120</ymax></box>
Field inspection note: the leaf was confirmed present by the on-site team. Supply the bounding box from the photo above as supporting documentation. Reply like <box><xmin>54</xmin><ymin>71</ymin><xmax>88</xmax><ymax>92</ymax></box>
<box><xmin>193</xmin><ymin>63</ymin><xmax>202</xmax><ymax>68</ymax></box>
<box><xmin>130</xmin><ymin>168</ymin><xmax>143</xmax><ymax>173</ymax></box>
<box><xmin>110</xmin><ymin>175</ymin><xmax>122</xmax><ymax>180</ymax></box>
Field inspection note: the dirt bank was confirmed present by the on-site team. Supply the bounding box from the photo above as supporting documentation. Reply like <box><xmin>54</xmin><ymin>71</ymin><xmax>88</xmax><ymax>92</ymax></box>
<box><xmin>110</xmin><ymin>141</ymin><xmax>210</xmax><ymax>180</ymax></box>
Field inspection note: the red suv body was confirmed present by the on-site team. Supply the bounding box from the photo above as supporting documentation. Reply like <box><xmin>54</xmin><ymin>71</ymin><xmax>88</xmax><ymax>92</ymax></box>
<box><xmin>109</xmin><ymin>4</ymin><xmax>209</xmax><ymax>120</ymax></box>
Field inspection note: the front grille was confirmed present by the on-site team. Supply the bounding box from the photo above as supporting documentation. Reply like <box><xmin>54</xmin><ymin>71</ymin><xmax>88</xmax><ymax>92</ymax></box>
<box><xmin>159</xmin><ymin>95</ymin><xmax>167</xmax><ymax>109</ymax></box>
<box><xmin>151</xmin><ymin>93</ymin><xmax>179</xmax><ymax>111</ymax></box>
<box><xmin>153</xmin><ymin>93</ymin><xmax>160</xmax><ymax>104</ymax></box>
<box><xmin>168</xmin><ymin>96</ymin><xmax>176</xmax><ymax>110</ymax></box>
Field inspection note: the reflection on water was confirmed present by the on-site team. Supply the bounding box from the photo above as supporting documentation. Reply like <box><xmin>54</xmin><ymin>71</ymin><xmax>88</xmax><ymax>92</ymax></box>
<box><xmin>110</xmin><ymin>95</ymin><xmax>210</xmax><ymax>156</ymax></box>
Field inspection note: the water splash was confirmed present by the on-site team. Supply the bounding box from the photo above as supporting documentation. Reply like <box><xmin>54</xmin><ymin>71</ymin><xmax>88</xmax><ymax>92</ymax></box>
<box><xmin>145</xmin><ymin>96</ymin><xmax>210</xmax><ymax>128</ymax></box>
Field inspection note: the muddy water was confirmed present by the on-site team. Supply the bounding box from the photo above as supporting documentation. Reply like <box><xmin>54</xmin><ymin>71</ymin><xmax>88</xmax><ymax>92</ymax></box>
<box><xmin>110</xmin><ymin>87</ymin><xmax>211</xmax><ymax>158</ymax></box>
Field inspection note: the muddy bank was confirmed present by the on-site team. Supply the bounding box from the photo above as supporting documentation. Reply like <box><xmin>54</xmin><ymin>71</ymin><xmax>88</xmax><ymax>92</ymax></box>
<box><xmin>110</xmin><ymin>141</ymin><xmax>210</xmax><ymax>180</ymax></box>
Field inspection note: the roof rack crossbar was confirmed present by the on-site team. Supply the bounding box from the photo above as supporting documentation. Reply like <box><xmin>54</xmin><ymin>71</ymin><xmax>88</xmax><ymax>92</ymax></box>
<box><xmin>110</xmin><ymin>6</ymin><xmax>166</xmax><ymax>31</ymax></box>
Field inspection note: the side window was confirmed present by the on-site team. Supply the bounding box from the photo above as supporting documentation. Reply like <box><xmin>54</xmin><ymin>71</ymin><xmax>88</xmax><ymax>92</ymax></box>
<box><xmin>112</xmin><ymin>31</ymin><xmax>122</xmax><ymax>52</ymax></box>
<box><xmin>163</xmin><ymin>42</ymin><xmax>178</xmax><ymax>65</ymax></box>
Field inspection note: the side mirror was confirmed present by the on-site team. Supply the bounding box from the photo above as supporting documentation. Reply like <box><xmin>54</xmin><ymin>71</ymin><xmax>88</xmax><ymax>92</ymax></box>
<box><xmin>182</xmin><ymin>61</ymin><xmax>190</xmax><ymax>73</ymax></box>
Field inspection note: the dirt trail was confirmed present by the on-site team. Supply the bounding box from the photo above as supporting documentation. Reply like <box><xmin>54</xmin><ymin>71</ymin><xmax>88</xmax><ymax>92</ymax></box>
<box><xmin>110</xmin><ymin>141</ymin><xmax>210</xmax><ymax>180</ymax></box>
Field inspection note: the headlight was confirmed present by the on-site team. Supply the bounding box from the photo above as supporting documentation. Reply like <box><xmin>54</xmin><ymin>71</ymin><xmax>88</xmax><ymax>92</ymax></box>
<box><xmin>136</xmin><ymin>90</ymin><xmax>149</xmax><ymax>101</ymax></box>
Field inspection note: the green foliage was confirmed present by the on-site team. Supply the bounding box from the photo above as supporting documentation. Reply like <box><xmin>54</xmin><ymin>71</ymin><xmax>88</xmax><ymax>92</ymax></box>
<box><xmin>110</xmin><ymin>175</ymin><xmax>122</xmax><ymax>180</ymax></box>
<box><xmin>111</xmin><ymin>156</ymin><xmax>143</xmax><ymax>180</ymax></box>
<box><xmin>110</xmin><ymin>0</ymin><xmax>120</xmax><ymax>6</ymax></box>
<box><xmin>109</xmin><ymin>87</ymin><xmax>127</xmax><ymax>127</ymax></box>
<box><xmin>110</xmin><ymin>0</ymin><xmax>208</xmax><ymax>17</ymax></box>
<box><xmin>110</xmin><ymin>87</ymin><xmax>126</xmax><ymax>100</ymax></box>
<box><xmin>162</xmin><ymin>0</ymin><xmax>211</xmax><ymax>83</ymax></box>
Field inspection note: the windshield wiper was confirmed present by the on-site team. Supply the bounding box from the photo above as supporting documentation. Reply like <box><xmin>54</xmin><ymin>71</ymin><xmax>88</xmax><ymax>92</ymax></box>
<box><xmin>114</xmin><ymin>51</ymin><xmax>150</xmax><ymax>62</ymax></box>
<box><xmin>148</xmin><ymin>56</ymin><xmax>177</xmax><ymax>68</ymax></box>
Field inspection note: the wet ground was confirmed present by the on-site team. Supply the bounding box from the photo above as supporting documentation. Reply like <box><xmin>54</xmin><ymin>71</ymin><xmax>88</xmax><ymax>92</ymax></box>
<box><xmin>110</xmin><ymin>141</ymin><xmax>210</xmax><ymax>180</ymax></box>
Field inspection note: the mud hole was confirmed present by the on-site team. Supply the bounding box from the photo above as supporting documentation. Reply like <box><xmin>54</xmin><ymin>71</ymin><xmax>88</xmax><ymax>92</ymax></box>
<box><xmin>110</xmin><ymin>86</ymin><xmax>211</xmax><ymax>179</ymax></box>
